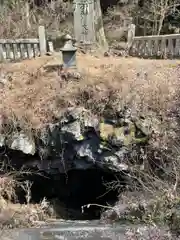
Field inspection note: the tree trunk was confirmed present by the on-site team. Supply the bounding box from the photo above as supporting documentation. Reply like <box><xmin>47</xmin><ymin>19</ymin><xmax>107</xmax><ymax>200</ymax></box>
<box><xmin>25</xmin><ymin>1</ymin><xmax>30</xmax><ymax>29</ymax></box>
<box><xmin>94</xmin><ymin>0</ymin><xmax>108</xmax><ymax>51</ymax></box>
<box><xmin>157</xmin><ymin>14</ymin><xmax>165</xmax><ymax>35</ymax></box>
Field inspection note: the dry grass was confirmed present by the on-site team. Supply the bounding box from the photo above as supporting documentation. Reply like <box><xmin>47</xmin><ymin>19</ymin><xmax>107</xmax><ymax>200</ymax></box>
<box><xmin>0</xmin><ymin>176</ymin><xmax>17</xmax><ymax>202</ymax></box>
<box><xmin>0</xmin><ymin>53</ymin><xmax>180</xmax><ymax>130</ymax></box>
<box><xmin>1</xmin><ymin>53</ymin><xmax>180</xmax><ymax>232</ymax></box>
<box><xmin>0</xmin><ymin>198</ymin><xmax>53</xmax><ymax>229</ymax></box>
<box><xmin>0</xmin><ymin>175</ymin><xmax>55</xmax><ymax>229</ymax></box>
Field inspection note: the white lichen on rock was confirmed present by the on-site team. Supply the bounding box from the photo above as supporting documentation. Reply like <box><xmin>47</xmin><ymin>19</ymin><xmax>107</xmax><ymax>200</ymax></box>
<box><xmin>7</xmin><ymin>132</ymin><xmax>36</xmax><ymax>155</ymax></box>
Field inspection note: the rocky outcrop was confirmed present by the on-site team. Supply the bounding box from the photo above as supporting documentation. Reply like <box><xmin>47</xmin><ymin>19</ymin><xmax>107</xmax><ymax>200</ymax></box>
<box><xmin>0</xmin><ymin>107</ymin><xmax>152</xmax><ymax>174</ymax></box>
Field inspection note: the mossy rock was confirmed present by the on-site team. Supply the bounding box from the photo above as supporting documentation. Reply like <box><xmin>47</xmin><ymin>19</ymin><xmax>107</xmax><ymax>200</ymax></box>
<box><xmin>99</xmin><ymin>120</ymin><xmax>148</xmax><ymax>146</ymax></box>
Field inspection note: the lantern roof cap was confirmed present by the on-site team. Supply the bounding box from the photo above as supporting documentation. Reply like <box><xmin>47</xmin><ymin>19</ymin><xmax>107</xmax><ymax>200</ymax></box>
<box><xmin>60</xmin><ymin>34</ymin><xmax>77</xmax><ymax>52</ymax></box>
<box><xmin>64</xmin><ymin>34</ymin><xmax>72</xmax><ymax>40</ymax></box>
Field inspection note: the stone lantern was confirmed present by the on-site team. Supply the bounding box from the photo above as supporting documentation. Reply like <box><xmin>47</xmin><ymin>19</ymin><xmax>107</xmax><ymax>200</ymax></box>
<box><xmin>60</xmin><ymin>34</ymin><xmax>77</xmax><ymax>69</ymax></box>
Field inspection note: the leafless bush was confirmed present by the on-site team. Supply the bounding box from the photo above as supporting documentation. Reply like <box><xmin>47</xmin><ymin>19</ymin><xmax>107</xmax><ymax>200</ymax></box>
<box><xmin>0</xmin><ymin>176</ymin><xmax>17</xmax><ymax>202</ymax></box>
<box><xmin>0</xmin><ymin>0</ymin><xmax>73</xmax><ymax>39</ymax></box>
<box><xmin>0</xmin><ymin>171</ymin><xmax>54</xmax><ymax>229</ymax></box>
<box><xmin>101</xmin><ymin>140</ymin><xmax>180</xmax><ymax>235</ymax></box>
<box><xmin>20</xmin><ymin>180</ymin><xmax>33</xmax><ymax>204</ymax></box>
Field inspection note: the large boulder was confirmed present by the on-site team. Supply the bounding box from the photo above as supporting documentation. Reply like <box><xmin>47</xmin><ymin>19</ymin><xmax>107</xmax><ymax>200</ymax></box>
<box><xmin>0</xmin><ymin>107</ymin><xmax>152</xmax><ymax>174</ymax></box>
<box><xmin>35</xmin><ymin>107</ymin><xmax>151</xmax><ymax>173</ymax></box>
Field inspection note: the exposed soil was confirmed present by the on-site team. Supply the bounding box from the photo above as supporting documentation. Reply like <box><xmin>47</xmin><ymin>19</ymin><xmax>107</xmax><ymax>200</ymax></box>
<box><xmin>1</xmin><ymin>53</ymin><xmax>180</xmax><ymax>131</ymax></box>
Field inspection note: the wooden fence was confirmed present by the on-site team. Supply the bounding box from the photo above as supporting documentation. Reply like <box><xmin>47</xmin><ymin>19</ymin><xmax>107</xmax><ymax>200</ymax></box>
<box><xmin>0</xmin><ymin>26</ymin><xmax>48</xmax><ymax>62</ymax></box>
<box><xmin>130</xmin><ymin>34</ymin><xmax>180</xmax><ymax>58</ymax></box>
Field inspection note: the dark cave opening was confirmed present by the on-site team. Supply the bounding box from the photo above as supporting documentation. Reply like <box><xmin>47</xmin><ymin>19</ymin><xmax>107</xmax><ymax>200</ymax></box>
<box><xmin>0</xmin><ymin>146</ymin><xmax>123</xmax><ymax>220</ymax></box>
<box><xmin>17</xmin><ymin>167</ymin><xmax>121</xmax><ymax>220</ymax></box>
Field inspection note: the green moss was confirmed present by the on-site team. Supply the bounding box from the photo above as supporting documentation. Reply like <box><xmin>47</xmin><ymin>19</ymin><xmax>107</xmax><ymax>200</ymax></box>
<box><xmin>77</xmin><ymin>134</ymin><xmax>84</xmax><ymax>141</ymax></box>
<box><xmin>99</xmin><ymin>120</ymin><xmax>148</xmax><ymax>146</ymax></box>
<box><xmin>99</xmin><ymin>122</ymin><xmax>115</xmax><ymax>141</ymax></box>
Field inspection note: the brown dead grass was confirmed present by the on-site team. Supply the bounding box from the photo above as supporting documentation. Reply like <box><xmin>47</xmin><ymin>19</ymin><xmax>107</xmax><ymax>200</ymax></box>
<box><xmin>0</xmin><ymin>176</ymin><xmax>55</xmax><ymax>229</ymax></box>
<box><xmin>0</xmin><ymin>177</ymin><xmax>17</xmax><ymax>203</ymax></box>
<box><xmin>0</xmin><ymin>199</ymin><xmax>53</xmax><ymax>229</ymax></box>
<box><xmin>0</xmin><ymin>53</ymin><xmax>180</xmax><ymax>130</ymax></box>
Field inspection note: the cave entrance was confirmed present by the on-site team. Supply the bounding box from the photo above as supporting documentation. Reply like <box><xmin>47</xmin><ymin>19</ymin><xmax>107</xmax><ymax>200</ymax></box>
<box><xmin>18</xmin><ymin>167</ymin><xmax>121</xmax><ymax>220</ymax></box>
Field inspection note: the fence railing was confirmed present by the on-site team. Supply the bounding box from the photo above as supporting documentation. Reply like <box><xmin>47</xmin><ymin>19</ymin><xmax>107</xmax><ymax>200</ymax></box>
<box><xmin>2</xmin><ymin>24</ymin><xmax>180</xmax><ymax>61</ymax></box>
<box><xmin>0</xmin><ymin>26</ymin><xmax>48</xmax><ymax>62</ymax></box>
<box><xmin>130</xmin><ymin>33</ymin><xmax>180</xmax><ymax>58</ymax></box>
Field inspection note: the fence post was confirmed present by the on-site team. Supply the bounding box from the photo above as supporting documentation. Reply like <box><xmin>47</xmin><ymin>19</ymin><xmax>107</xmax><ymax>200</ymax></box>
<box><xmin>38</xmin><ymin>25</ymin><xmax>47</xmax><ymax>55</ymax></box>
<box><xmin>0</xmin><ymin>44</ymin><xmax>4</xmax><ymax>62</ymax></box>
<box><xmin>127</xmin><ymin>24</ymin><xmax>136</xmax><ymax>49</ymax></box>
<box><xmin>123</xmin><ymin>17</ymin><xmax>133</xmax><ymax>28</ymax></box>
<box><xmin>48</xmin><ymin>41</ymin><xmax>54</xmax><ymax>53</ymax></box>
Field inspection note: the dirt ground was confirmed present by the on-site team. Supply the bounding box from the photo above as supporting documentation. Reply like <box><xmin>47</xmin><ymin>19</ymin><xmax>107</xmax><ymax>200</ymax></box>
<box><xmin>0</xmin><ymin>53</ymin><xmax>180</xmax><ymax>128</ymax></box>
<box><xmin>0</xmin><ymin>54</ymin><xmax>180</xmax><ymax>233</ymax></box>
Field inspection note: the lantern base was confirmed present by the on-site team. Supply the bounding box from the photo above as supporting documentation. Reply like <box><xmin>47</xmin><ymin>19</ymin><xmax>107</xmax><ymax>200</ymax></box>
<box><xmin>60</xmin><ymin>67</ymin><xmax>81</xmax><ymax>81</ymax></box>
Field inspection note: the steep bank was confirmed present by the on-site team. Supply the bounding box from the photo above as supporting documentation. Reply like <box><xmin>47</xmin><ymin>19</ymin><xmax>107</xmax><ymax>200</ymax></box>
<box><xmin>0</xmin><ymin>106</ymin><xmax>150</xmax><ymax>220</ymax></box>
<box><xmin>1</xmin><ymin>54</ymin><xmax>180</xmax><ymax>231</ymax></box>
